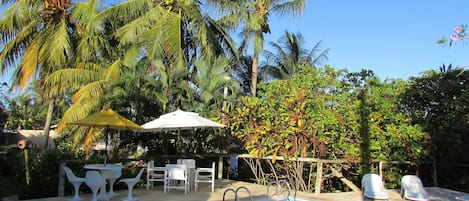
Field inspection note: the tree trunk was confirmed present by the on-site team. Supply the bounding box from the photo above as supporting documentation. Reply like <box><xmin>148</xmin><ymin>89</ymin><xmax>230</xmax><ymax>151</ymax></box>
<box><xmin>250</xmin><ymin>53</ymin><xmax>259</xmax><ymax>97</ymax></box>
<box><xmin>42</xmin><ymin>98</ymin><xmax>55</xmax><ymax>153</ymax></box>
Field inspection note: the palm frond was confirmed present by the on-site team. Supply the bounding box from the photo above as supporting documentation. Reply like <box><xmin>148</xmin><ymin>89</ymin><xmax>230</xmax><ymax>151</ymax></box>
<box><xmin>95</xmin><ymin>0</ymin><xmax>153</xmax><ymax>29</ymax></box>
<box><xmin>45</xmin><ymin>68</ymin><xmax>101</xmax><ymax>94</ymax></box>
<box><xmin>122</xmin><ymin>45</ymin><xmax>141</xmax><ymax>68</ymax></box>
<box><xmin>70</xmin><ymin>0</ymin><xmax>99</xmax><ymax>28</ymax></box>
<box><xmin>106</xmin><ymin>59</ymin><xmax>124</xmax><ymax>80</ymax></box>
<box><xmin>272</xmin><ymin>0</ymin><xmax>306</xmax><ymax>16</ymax></box>
<box><xmin>57</xmin><ymin>101</ymin><xmax>101</xmax><ymax>132</ymax></box>
<box><xmin>44</xmin><ymin>16</ymin><xmax>72</xmax><ymax>68</ymax></box>
<box><xmin>76</xmin><ymin>30</ymin><xmax>111</xmax><ymax>62</ymax></box>
<box><xmin>71</xmin><ymin>79</ymin><xmax>107</xmax><ymax>104</ymax></box>
<box><xmin>114</xmin><ymin>5</ymin><xmax>164</xmax><ymax>46</ymax></box>
<box><xmin>12</xmin><ymin>40</ymin><xmax>40</xmax><ymax>89</ymax></box>
<box><xmin>0</xmin><ymin>17</ymin><xmax>38</xmax><ymax>73</ymax></box>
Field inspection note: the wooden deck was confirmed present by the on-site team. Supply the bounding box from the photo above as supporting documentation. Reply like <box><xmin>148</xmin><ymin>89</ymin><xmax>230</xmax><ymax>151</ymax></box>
<box><xmin>3</xmin><ymin>179</ymin><xmax>469</xmax><ymax>201</ymax></box>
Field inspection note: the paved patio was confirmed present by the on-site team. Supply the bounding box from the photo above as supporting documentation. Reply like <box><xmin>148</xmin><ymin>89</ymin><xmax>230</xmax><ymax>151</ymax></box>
<box><xmin>3</xmin><ymin>179</ymin><xmax>469</xmax><ymax>201</ymax></box>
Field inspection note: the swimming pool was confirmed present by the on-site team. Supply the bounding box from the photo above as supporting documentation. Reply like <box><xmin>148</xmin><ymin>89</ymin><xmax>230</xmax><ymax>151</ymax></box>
<box><xmin>254</xmin><ymin>197</ymin><xmax>317</xmax><ymax>201</ymax></box>
<box><xmin>222</xmin><ymin>181</ymin><xmax>319</xmax><ymax>201</ymax></box>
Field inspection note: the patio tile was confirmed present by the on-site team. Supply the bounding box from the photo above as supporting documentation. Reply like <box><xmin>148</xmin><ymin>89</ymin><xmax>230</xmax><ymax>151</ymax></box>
<box><xmin>4</xmin><ymin>180</ymin><xmax>469</xmax><ymax>201</ymax></box>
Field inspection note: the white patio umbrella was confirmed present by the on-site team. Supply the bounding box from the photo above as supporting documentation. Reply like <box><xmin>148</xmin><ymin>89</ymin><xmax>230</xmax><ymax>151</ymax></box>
<box><xmin>140</xmin><ymin>109</ymin><xmax>225</xmax><ymax>132</ymax></box>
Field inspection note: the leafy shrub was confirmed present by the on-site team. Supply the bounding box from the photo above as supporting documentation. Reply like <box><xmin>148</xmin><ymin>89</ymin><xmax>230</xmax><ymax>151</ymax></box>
<box><xmin>16</xmin><ymin>148</ymin><xmax>73</xmax><ymax>200</ymax></box>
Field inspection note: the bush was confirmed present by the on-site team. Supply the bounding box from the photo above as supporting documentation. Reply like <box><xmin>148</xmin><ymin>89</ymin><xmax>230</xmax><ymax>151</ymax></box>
<box><xmin>16</xmin><ymin>148</ymin><xmax>74</xmax><ymax>200</ymax></box>
<box><xmin>0</xmin><ymin>146</ymin><xmax>19</xmax><ymax>198</ymax></box>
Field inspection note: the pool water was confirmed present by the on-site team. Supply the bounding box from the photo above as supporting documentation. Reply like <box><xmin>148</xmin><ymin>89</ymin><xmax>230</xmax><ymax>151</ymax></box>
<box><xmin>255</xmin><ymin>198</ymin><xmax>316</xmax><ymax>201</ymax></box>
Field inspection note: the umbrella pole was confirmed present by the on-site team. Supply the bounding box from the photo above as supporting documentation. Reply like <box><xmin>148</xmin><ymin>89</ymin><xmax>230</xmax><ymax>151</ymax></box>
<box><xmin>104</xmin><ymin>126</ymin><xmax>109</xmax><ymax>165</ymax></box>
<box><xmin>177</xmin><ymin>129</ymin><xmax>181</xmax><ymax>153</ymax></box>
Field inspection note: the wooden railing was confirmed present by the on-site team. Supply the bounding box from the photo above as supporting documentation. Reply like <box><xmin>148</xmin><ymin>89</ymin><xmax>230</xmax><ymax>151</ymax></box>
<box><xmin>57</xmin><ymin>154</ymin><xmax>441</xmax><ymax>196</ymax></box>
<box><xmin>236</xmin><ymin>154</ymin><xmax>437</xmax><ymax>194</ymax></box>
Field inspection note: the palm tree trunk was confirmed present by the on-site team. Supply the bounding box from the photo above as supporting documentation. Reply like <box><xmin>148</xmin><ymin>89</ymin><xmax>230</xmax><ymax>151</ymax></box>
<box><xmin>251</xmin><ymin>53</ymin><xmax>259</xmax><ymax>97</ymax></box>
<box><xmin>42</xmin><ymin>98</ymin><xmax>55</xmax><ymax>153</ymax></box>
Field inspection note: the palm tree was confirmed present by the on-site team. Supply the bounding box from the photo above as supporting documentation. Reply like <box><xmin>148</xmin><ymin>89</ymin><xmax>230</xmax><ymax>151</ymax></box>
<box><xmin>192</xmin><ymin>56</ymin><xmax>238</xmax><ymax>112</ymax></box>
<box><xmin>0</xmin><ymin>0</ymin><xmax>75</xmax><ymax>151</ymax></box>
<box><xmin>43</xmin><ymin>0</ymin><xmax>235</xmax><ymax>152</ymax></box>
<box><xmin>260</xmin><ymin>31</ymin><xmax>329</xmax><ymax>81</ymax></box>
<box><xmin>39</xmin><ymin>0</ymin><xmax>136</xmax><ymax>152</ymax></box>
<box><xmin>208</xmin><ymin>0</ymin><xmax>306</xmax><ymax>96</ymax></box>
<box><xmin>94</xmin><ymin>0</ymin><xmax>238</xmax><ymax>111</ymax></box>
<box><xmin>5</xmin><ymin>92</ymin><xmax>38</xmax><ymax>129</ymax></box>
<box><xmin>230</xmin><ymin>55</ymin><xmax>254</xmax><ymax>96</ymax></box>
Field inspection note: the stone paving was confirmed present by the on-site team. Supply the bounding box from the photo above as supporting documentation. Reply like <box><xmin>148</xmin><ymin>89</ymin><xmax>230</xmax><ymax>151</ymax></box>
<box><xmin>3</xmin><ymin>180</ymin><xmax>469</xmax><ymax>201</ymax></box>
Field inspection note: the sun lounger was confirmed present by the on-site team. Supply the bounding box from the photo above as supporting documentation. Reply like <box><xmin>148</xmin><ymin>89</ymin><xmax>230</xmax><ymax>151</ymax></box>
<box><xmin>361</xmin><ymin>173</ymin><xmax>389</xmax><ymax>200</ymax></box>
<box><xmin>401</xmin><ymin>175</ymin><xmax>429</xmax><ymax>201</ymax></box>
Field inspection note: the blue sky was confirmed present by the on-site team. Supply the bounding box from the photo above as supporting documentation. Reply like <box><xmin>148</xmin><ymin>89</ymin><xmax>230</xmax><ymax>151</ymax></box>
<box><xmin>263</xmin><ymin>0</ymin><xmax>469</xmax><ymax>80</ymax></box>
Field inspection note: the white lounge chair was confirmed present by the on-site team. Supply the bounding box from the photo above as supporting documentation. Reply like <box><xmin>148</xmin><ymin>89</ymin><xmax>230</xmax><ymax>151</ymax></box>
<box><xmin>361</xmin><ymin>173</ymin><xmax>389</xmax><ymax>200</ymax></box>
<box><xmin>401</xmin><ymin>175</ymin><xmax>429</xmax><ymax>201</ymax></box>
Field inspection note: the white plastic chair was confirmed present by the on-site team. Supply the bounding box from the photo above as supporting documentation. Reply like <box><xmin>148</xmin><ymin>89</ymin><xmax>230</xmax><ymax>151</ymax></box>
<box><xmin>177</xmin><ymin>159</ymin><xmax>195</xmax><ymax>189</ymax></box>
<box><xmin>361</xmin><ymin>173</ymin><xmax>389</xmax><ymax>200</ymax></box>
<box><xmin>101</xmin><ymin>168</ymin><xmax>122</xmax><ymax>197</ymax></box>
<box><xmin>401</xmin><ymin>175</ymin><xmax>429</xmax><ymax>201</ymax></box>
<box><xmin>120</xmin><ymin>168</ymin><xmax>145</xmax><ymax>201</ymax></box>
<box><xmin>164</xmin><ymin>164</ymin><xmax>189</xmax><ymax>194</ymax></box>
<box><xmin>194</xmin><ymin>162</ymin><xmax>215</xmax><ymax>192</ymax></box>
<box><xmin>63</xmin><ymin>166</ymin><xmax>85</xmax><ymax>201</ymax></box>
<box><xmin>146</xmin><ymin>160</ymin><xmax>165</xmax><ymax>190</ymax></box>
<box><xmin>84</xmin><ymin>171</ymin><xmax>104</xmax><ymax>201</ymax></box>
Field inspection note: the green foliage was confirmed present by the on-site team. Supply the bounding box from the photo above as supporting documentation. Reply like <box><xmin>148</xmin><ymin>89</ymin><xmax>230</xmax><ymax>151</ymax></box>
<box><xmin>226</xmin><ymin>65</ymin><xmax>430</xmax><ymax>191</ymax></box>
<box><xmin>229</xmin><ymin>65</ymin><xmax>429</xmax><ymax>163</ymax></box>
<box><xmin>401</xmin><ymin>66</ymin><xmax>469</xmax><ymax>163</ymax></box>
<box><xmin>16</xmin><ymin>148</ymin><xmax>74</xmax><ymax>199</ymax></box>
<box><xmin>0</xmin><ymin>146</ymin><xmax>19</xmax><ymax>198</ymax></box>
<box><xmin>5</xmin><ymin>91</ymin><xmax>48</xmax><ymax>129</ymax></box>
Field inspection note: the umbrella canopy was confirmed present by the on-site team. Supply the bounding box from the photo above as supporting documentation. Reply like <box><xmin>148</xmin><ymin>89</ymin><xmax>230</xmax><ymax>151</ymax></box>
<box><xmin>68</xmin><ymin>109</ymin><xmax>143</xmax><ymax>130</ymax></box>
<box><xmin>140</xmin><ymin>109</ymin><xmax>225</xmax><ymax>132</ymax></box>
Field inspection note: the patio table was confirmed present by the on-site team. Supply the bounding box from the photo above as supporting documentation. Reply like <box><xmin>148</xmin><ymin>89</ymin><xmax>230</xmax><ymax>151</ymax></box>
<box><xmin>84</xmin><ymin>164</ymin><xmax>122</xmax><ymax>201</ymax></box>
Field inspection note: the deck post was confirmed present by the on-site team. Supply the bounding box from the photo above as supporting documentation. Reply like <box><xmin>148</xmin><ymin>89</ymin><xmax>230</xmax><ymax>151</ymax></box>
<box><xmin>433</xmin><ymin>162</ymin><xmax>438</xmax><ymax>186</ymax></box>
<box><xmin>218</xmin><ymin>155</ymin><xmax>224</xmax><ymax>179</ymax></box>
<box><xmin>379</xmin><ymin>161</ymin><xmax>384</xmax><ymax>176</ymax></box>
<box><xmin>315</xmin><ymin>161</ymin><xmax>323</xmax><ymax>194</ymax></box>
<box><xmin>58</xmin><ymin>162</ymin><xmax>65</xmax><ymax>197</ymax></box>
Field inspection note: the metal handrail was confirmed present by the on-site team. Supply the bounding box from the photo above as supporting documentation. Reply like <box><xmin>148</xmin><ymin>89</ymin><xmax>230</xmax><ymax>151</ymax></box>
<box><xmin>267</xmin><ymin>180</ymin><xmax>292</xmax><ymax>201</ymax></box>
<box><xmin>222</xmin><ymin>186</ymin><xmax>254</xmax><ymax>201</ymax></box>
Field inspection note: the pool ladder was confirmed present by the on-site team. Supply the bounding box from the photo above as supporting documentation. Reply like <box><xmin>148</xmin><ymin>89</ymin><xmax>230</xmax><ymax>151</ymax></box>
<box><xmin>222</xmin><ymin>186</ymin><xmax>254</xmax><ymax>201</ymax></box>
<box><xmin>267</xmin><ymin>180</ymin><xmax>293</xmax><ymax>201</ymax></box>
<box><xmin>222</xmin><ymin>180</ymin><xmax>294</xmax><ymax>201</ymax></box>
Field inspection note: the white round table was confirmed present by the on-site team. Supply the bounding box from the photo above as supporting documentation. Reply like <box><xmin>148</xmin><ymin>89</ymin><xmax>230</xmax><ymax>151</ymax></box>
<box><xmin>84</xmin><ymin>164</ymin><xmax>122</xmax><ymax>201</ymax></box>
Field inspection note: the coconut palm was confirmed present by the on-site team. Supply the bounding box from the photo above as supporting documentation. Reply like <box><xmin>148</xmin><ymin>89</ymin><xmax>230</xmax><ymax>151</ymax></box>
<box><xmin>40</xmin><ymin>0</ymin><xmax>139</xmax><ymax>152</ymax></box>
<box><xmin>95</xmin><ymin>0</ymin><xmax>237</xmax><ymax>111</ymax></box>
<box><xmin>192</xmin><ymin>56</ymin><xmax>238</xmax><ymax>112</ymax></box>
<box><xmin>229</xmin><ymin>55</ymin><xmax>254</xmax><ymax>96</ymax></box>
<box><xmin>5</xmin><ymin>92</ymin><xmax>39</xmax><ymax>129</ymax></box>
<box><xmin>208</xmin><ymin>0</ymin><xmax>306</xmax><ymax>96</ymax></box>
<box><xmin>0</xmin><ymin>0</ymin><xmax>75</xmax><ymax>151</ymax></box>
<box><xmin>260</xmin><ymin>31</ymin><xmax>329</xmax><ymax>81</ymax></box>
